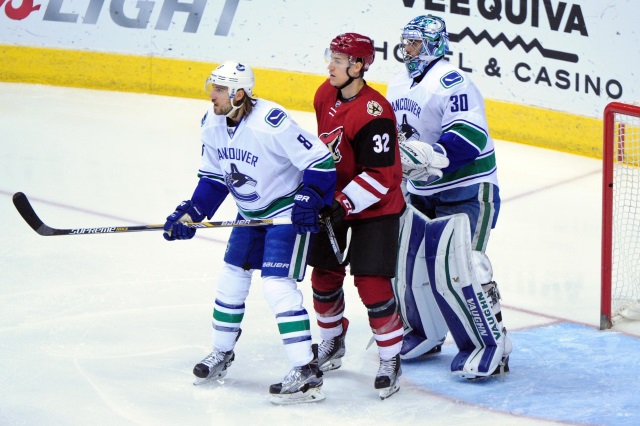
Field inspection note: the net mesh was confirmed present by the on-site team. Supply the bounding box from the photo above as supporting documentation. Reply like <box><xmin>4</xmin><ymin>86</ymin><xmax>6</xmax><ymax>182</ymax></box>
<box><xmin>611</xmin><ymin>112</ymin><xmax>640</xmax><ymax>320</ymax></box>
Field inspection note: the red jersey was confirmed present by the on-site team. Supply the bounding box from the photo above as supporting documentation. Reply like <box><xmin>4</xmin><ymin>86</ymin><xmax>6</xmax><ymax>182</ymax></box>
<box><xmin>314</xmin><ymin>79</ymin><xmax>405</xmax><ymax>222</ymax></box>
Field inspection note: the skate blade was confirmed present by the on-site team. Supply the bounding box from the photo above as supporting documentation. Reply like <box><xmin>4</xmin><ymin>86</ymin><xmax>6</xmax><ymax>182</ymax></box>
<box><xmin>270</xmin><ymin>387</ymin><xmax>326</xmax><ymax>405</ymax></box>
<box><xmin>378</xmin><ymin>383</ymin><xmax>400</xmax><ymax>400</ymax></box>
<box><xmin>192</xmin><ymin>370</ymin><xmax>228</xmax><ymax>386</ymax></box>
<box><xmin>459</xmin><ymin>358</ymin><xmax>510</xmax><ymax>382</ymax></box>
<box><xmin>320</xmin><ymin>358</ymin><xmax>342</xmax><ymax>372</ymax></box>
<box><xmin>365</xmin><ymin>335</ymin><xmax>375</xmax><ymax>350</ymax></box>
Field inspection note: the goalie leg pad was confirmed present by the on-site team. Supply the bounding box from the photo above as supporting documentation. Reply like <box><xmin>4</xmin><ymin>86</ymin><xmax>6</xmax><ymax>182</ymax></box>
<box><xmin>394</xmin><ymin>205</ymin><xmax>448</xmax><ymax>359</ymax></box>
<box><xmin>482</xmin><ymin>280</ymin><xmax>512</xmax><ymax>359</ymax></box>
<box><xmin>474</xmin><ymin>252</ymin><xmax>512</xmax><ymax>366</ymax></box>
<box><xmin>423</xmin><ymin>213</ymin><xmax>507</xmax><ymax>377</ymax></box>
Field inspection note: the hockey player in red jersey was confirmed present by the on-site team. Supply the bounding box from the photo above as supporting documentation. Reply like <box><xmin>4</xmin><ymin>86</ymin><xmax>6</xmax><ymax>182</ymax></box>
<box><xmin>308</xmin><ymin>33</ymin><xmax>406</xmax><ymax>399</ymax></box>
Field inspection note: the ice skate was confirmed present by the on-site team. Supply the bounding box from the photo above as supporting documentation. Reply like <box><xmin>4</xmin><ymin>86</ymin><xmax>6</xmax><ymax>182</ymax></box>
<box><xmin>465</xmin><ymin>355</ymin><xmax>510</xmax><ymax>382</ymax></box>
<box><xmin>318</xmin><ymin>317</ymin><xmax>349</xmax><ymax>372</ymax></box>
<box><xmin>374</xmin><ymin>353</ymin><xmax>401</xmax><ymax>400</ymax></box>
<box><xmin>464</xmin><ymin>328</ymin><xmax>512</xmax><ymax>382</ymax></box>
<box><xmin>192</xmin><ymin>348</ymin><xmax>235</xmax><ymax>385</ymax></box>
<box><xmin>269</xmin><ymin>344</ymin><xmax>325</xmax><ymax>405</ymax></box>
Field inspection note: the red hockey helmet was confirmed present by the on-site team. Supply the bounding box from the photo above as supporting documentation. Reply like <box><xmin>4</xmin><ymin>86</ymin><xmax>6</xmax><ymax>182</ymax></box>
<box><xmin>327</xmin><ymin>33</ymin><xmax>375</xmax><ymax>71</ymax></box>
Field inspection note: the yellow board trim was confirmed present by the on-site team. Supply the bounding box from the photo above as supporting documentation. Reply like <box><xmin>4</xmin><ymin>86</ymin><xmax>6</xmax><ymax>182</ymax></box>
<box><xmin>1</xmin><ymin>45</ymin><xmax>602</xmax><ymax>158</ymax></box>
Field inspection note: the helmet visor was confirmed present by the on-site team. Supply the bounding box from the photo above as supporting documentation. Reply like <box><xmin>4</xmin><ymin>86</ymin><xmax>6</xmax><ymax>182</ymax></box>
<box><xmin>205</xmin><ymin>74</ymin><xmax>234</xmax><ymax>99</ymax></box>
<box><xmin>204</xmin><ymin>74</ymin><xmax>220</xmax><ymax>94</ymax></box>
<box><xmin>324</xmin><ymin>48</ymin><xmax>356</xmax><ymax>67</ymax></box>
<box><xmin>204</xmin><ymin>74</ymin><xmax>214</xmax><ymax>93</ymax></box>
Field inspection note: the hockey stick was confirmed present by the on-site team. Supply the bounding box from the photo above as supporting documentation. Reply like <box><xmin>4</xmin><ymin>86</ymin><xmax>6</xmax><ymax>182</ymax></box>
<box><xmin>323</xmin><ymin>216</ymin><xmax>351</xmax><ymax>263</ymax></box>
<box><xmin>12</xmin><ymin>192</ymin><xmax>291</xmax><ymax>237</ymax></box>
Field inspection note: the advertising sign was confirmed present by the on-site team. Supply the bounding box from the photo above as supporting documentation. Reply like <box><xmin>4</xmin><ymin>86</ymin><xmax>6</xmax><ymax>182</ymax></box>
<box><xmin>2</xmin><ymin>0</ymin><xmax>638</xmax><ymax>120</ymax></box>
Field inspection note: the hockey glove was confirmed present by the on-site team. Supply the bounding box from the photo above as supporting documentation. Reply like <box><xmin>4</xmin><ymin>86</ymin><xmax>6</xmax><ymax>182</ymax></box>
<box><xmin>320</xmin><ymin>191</ymin><xmax>353</xmax><ymax>229</ymax></box>
<box><xmin>291</xmin><ymin>185</ymin><xmax>325</xmax><ymax>234</ymax></box>
<box><xmin>163</xmin><ymin>200</ymin><xmax>205</xmax><ymax>241</ymax></box>
<box><xmin>399</xmin><ymin>140</ymin><xmax>449</xmax><ymax>181</ymax></box>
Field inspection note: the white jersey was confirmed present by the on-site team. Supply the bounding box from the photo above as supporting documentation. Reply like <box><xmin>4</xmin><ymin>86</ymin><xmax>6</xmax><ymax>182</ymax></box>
<box><xmin>386</xmin><ymin>59</ymin><xmax>498</xmax><ymax>196</ymax></box>
<box><xmin>198</xmin><ymin>99</ymin><xmax>334</xmax><ymax>219</ymax></box>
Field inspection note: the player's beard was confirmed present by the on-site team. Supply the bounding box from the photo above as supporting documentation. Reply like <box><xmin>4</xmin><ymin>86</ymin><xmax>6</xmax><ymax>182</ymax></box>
<box><xmin>214</xmin><ymin>102</ymin><xmax>233</xmax><ymax>116</ymax></box>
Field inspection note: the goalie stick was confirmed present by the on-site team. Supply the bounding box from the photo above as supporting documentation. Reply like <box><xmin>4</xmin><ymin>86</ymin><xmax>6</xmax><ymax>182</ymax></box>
<box><xmin>12</xmin><ymin>192</ymin><xmax>291</xmax><ymax>237</ymax></box>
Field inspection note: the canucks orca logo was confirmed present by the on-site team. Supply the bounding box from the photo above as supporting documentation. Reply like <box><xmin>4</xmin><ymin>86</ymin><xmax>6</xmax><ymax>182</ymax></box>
<box><xmin>398</xmin><ymin>114</ymin><xmax>420</xmax><ymax>143</ymax></box>
<box><xmin>224</xmin><ymin>163</ymin><xmax>259</xmax><ymax>202</ymax></box>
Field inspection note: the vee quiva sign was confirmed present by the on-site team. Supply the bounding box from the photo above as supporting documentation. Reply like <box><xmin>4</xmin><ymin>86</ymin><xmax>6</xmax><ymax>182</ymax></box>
<box><xmin>391</xmin><ymin>0</ymin><xmax>628</xmax><ymax>117</ymax></box>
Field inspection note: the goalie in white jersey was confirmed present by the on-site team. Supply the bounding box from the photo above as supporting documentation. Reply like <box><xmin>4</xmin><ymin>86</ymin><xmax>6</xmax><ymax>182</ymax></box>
<box><xmin>386</xmin><ymin>15</ymin><xmax>512</xmax><ymax>379</ymax></box>
<box><xmin>162</xmin><ymin>60</ymin><xmax>336</xmax><ymax>404</ymax></box>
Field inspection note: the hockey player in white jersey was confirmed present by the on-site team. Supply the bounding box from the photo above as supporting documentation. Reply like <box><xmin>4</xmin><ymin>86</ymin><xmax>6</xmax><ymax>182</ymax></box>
<box><xmin>162</xmin><ymin>60</ymin><xmax>337</xmax><ymax>404</ymax></box>
<box><xmin>386</xmin><ymin>15</ymin><xmax>512</xmax><ymax>379</ymax></box>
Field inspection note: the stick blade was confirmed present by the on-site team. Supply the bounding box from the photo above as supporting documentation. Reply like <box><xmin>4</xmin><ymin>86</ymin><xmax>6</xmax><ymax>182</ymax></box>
<box><xmin>12</xmin><ymin>192</ymin><xmax>50</xmax><ymax>235</ymax></box>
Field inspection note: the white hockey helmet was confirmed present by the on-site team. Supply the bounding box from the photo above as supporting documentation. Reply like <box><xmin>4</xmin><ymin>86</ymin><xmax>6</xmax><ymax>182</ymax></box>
<box><xmin>205</xmin><ymin>60</ymin><xmax>255</xmax><ymax>99</ymax></box>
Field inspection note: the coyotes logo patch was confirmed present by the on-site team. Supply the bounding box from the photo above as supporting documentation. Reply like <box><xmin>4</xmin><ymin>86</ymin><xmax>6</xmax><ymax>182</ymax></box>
<box><xmin>367</xmin><ymin>100</ymin><xmax>383</xmax><ymax>116</ymax></box>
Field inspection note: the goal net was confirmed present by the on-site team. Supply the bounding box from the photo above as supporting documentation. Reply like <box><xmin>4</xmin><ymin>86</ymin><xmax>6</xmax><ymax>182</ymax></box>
<box><xmin>601</xmin><ymin>102</ymin><xmax>640</xmax><ymax>329</ymax></box>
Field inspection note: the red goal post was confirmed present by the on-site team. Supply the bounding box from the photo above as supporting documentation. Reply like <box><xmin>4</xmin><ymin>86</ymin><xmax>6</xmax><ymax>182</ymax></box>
<box><xmin>601</xmin><ymin>102</ymin><xmax>640</xmax><ymax>329</ymax></box>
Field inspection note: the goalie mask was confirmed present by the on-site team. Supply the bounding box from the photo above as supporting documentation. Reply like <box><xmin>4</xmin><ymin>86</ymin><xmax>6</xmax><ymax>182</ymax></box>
<box><xmin>400</xmin><ymin>15</ymin><xmax>450</xmax><ymax>78</ymax></box>
<box><xmin>205</xmin><ymin>60</ymin><xmax>255</xmax><ymax>99</ymax></box>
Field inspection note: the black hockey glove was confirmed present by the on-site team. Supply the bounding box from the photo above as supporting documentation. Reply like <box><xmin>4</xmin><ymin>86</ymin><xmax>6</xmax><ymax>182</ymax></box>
<box><xmin>320</xmin><ymin>192</ymin><xmax>352</xmax><ymax>229</ymax></box>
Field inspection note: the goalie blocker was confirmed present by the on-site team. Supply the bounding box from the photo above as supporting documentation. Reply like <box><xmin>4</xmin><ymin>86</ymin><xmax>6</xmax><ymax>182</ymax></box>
<box><xmin>394</xmin><ymin>205</ymin><xmax>510</xmax><ymax>378</ymax></box>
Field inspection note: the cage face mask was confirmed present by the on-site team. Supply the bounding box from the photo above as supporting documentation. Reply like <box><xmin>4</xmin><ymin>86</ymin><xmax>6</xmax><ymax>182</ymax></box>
<box><xmin>400</xmin><ymin>15</ymin><xmax>449</xmax><ymax>78</ymax></box>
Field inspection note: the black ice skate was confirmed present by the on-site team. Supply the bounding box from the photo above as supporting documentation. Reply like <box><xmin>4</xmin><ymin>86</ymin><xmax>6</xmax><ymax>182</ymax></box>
<box><xmin>374</xmin><ymin>353</ymin><xmax>402</xmax><ymax>400</ymax></box>
<box><xmin>318</xmin><ymin>317</ymin><xmax>349</xmax><ymax>372</ymax></box>
<box><xmin>269</xmin><ymin>344</ymin><xmax>325</xmax><ymax>405</ymax></box>
<box><xmin>192</xmin><ymin>348</ymin><xmax>235</xmax><ymax>385</ymax></box>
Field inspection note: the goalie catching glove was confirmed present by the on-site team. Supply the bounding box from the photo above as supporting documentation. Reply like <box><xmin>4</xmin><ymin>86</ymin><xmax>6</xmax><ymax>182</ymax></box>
<box><xmin>163</xmin><ymin>200</ymin><xmax>205</xmax><ymax>241</ymax></box>
<box><xmin>399</xmin><ymin>140</ymin><xmax>449</xmax><ymax>182</ymax></box>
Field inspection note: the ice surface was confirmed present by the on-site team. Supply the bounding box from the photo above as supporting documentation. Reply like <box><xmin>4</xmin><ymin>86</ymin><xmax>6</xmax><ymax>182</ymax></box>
<box><xmin>2</xmin><ymin>83</ymin><xmax>639</xmax><ymax>426</ymax></box>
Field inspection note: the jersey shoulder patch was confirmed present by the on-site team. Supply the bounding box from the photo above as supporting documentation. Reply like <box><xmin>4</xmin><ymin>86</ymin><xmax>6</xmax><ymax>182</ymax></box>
<box><xmin>265</xmin><ymin>108</ymin><xmax>287</xmax><ymax>127</ymax></box>
<box><xmin>440</xmin><ymin>70</ymin><xmax>464</xmax><ymax>89</ymax></box>
<box><xmin>366</xmin><ymin>100</ymin><xmax>383</xmax><ymax>116</ymax></box>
